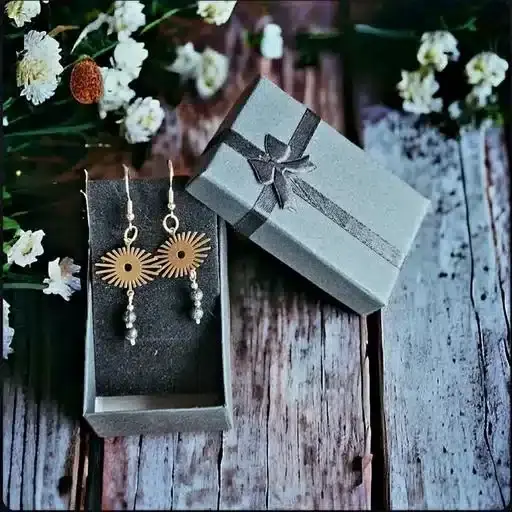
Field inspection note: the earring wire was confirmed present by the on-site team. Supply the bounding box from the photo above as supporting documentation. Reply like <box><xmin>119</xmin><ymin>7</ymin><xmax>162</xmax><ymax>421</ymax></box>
<box><xmin>163</xmin><ymin>160</ymin><xmax>180</xmax><ymax>235</ymax></box>
<box><xmin>123</xmin><ymin>164</ymin><xmax>138</xmax><ymax>247</ymax></box>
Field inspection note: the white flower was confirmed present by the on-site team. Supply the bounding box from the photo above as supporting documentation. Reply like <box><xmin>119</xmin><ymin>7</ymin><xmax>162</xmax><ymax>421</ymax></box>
<box><xmin>465</xmin><ymin>52</ymin><xmax>509</xmax><ymax>88</ymax></box>
<box><xmin>466</xmin><ymin>83</ymin><xmax>493</xmax><ymax>108</ymax></box>
<box><xmin>112</xmin><ymin>0</ymin><xmax>146</xmax><ymax>41</ymax></box>
<box><xmin>3</xmin><ymin>116</ymin><xmax>8</xmax><ymax>127</ymax></box>
<box><xmin>43</xmin><ymin>257</ymin><xmax>81</xmax><ymax>301</ymax></box>
<box><xmin>168</xmin><ymin>42</ymin><xmax>201</xmax><ymax>79</ymax></box>
<box><xmin>196</xmin><ymin>47</ymin><xmax>229</xmax><ymax>99</ymax></box>
<box><xmin>98</xmin><ymin>67</ymin><xmax>135</xmax><ymax>119</ymax></box>
<box><xmin>260</xmin><ymin>23</ymin><xmax>283</xmax><ymax>60</ymax></box>
<box><xmin>3</xmin><ymin>300</ymin><xmax>15</xmax><ymax>360</ymax></box>
<box><xmin>113</xmin><ymin>38</ymin><xmax>148</xmax><ymax>80</ymax></box>
<box><xmin>122</xmin><ymin>97</ymin><xmax>165</xmax><ymax>144</ymax></box>
<box><xmin>197</xmin><ymin>1</ymin><xmax>236</xmax><ymax>25</ymax></box>
<box><xmin>417</xmin><ymin>31</ymin><xmax>459</xmax><ymax>71</ymax></box>
<box><xmin>16</xmin><ymin>31</ymin><xmax>63</xmax><ymax>105</ymax></box>
<box><xmin>7</xmin><ymin>229</ymin><xmax>45</xmax><ymax>268</ymax></box>
<box><xmin>5</xmin><ymin>0</ymin><xmax>41</xmax><ymax>28</ymax></box>
<box><xmin>448</xmin><ymin>101</ymin><xmax>462</xmax><ymax>119</ymax></box>
<box><xmin>397</xmin><ymin>70</ymin><xmax>443</xmax><ymax>114</ymax></box>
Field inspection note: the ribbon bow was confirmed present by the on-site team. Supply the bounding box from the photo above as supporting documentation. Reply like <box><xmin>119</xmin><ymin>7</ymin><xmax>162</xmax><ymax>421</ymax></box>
<box><xmin>247</xmin><ymin>134</ymin><xmax>316</xmax><ymax>209</ymax></box>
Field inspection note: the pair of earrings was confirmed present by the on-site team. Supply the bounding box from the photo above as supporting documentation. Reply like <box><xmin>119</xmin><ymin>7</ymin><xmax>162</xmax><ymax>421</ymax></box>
<box><xmin>94</xmin><ymin>161</ymin><xmax>211</xmax><ymax>346</ymax></box>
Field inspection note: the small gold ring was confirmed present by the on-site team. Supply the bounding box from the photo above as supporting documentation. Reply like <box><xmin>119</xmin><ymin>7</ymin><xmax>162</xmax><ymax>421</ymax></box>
<box><xmin>124</xmin><ymin>225</ymin><xmax>138</xmax><ymax>246</ymax></box>
<box><xmin>163</xmin><ymin>213</ymin><xmax>180</xmax><ymax>235</ymax></box>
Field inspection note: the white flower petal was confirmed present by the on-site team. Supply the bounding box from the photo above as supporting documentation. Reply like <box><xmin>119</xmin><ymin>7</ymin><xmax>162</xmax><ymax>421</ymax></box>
<box><xmin>465</xmin><ymin>52</ymin><xmax>508</xmax><ymax>88</ymax></box>
<box><xmin>417</xmin><ymin>41</ymin><xmax>448</xmax><ymax>71</ymax></box>
<box><xmin>397</xmin><ymin>69</ymin><xmax>442</xmax><ymax>115</ymax></box>
<box><xmin>197</xmin><ymin>1</ymin><xmax>237</xmax><ymax>25</ymax></box>
<box><xmin>5</xmin><ymin>0</ymin><xmax>41</xmax><ymax>28</ymax></box>
<box><xmin>122</xmin><ymin>97</ymin><xmax>165</xmax><ymax>144</ymax></box>
<box><xmin>466</xmin><ymin>83</ymin><xmax>493</xmax><ymax>108</ymax></box>
<box><xmin>420</xmin><ymin>31</ymin><xmax>459</xmax><ymax>60</ymax></box>
<box><xmin>168</xmin><ymin>42</ymin><xmax>201</xmax><ymax>79</ymax></box>
<box><xmin>16</xmin><ymin>31</ymin><xmax>63</xmax><ymax>106</ymax></box>
<box><xmin>43</xmin><ymin>257</ymin><xmax>81</xmax><ymax>301</ymax></box>
<box><xmin>7</xmin><ymin>229</ymin><xmax>45</xmax><ymax>268</ymax></box>
<box><xmin>113</xmin><ymin>38</ymin><xmax>148</xmax><ymax>80</ymax></box>
<box><xmin>98</xmin><ymin>67</ymin><xmax>136</xmax><ymax>118</ymax></box>
<box><xmin>448</xmin><ymin>101</ymin><xmax>462</xmax><ymax>119</ymax></box>
<box><xmin>195</xmin><ymin>47</ymin><xmax>229</xmax><ymax>99</ymax></box>
<box><xmin>113</xmin><ymin>0</ymin><xmax>146</xmax><ymax>41</ymax></box>
<box><xmin>261</xmin><ymin>23</ymin><xmax>283</xmax><ymax>60</ymax></box>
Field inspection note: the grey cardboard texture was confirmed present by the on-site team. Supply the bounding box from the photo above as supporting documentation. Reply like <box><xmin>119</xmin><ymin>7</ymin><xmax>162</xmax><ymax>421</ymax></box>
<box><xmin>84</xmin><ymin>177</ymin><xmax>232</xmax><ymax>437</ymax></box>
<box><xmin>187</xmin><ymin>76</ymin><xmax>430</xmax><ymax>315</ymax></box>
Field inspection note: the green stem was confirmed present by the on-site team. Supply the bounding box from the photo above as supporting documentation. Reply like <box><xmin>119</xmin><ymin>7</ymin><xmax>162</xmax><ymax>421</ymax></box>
<box><xmin>63</xmin><ymin>42</ymin><xmax>117</xmax><ymax>72</ymax></box>
<box><xmin>3</xmin><ymin>283</ymin><xmax>46</xmax><ymax>290</ymax></box>
<box><xmin>6</xmin><ymin>99</ymin><xmax>74</xmax><ymax>126</ymax></box>
<box><xmin>3</xmin><ymin>98</ymin><xmax>16</xmax><ymax>111</ymax></box>
<box><xmin>5</xmin><ymin>272</ymin><xmax>45</xmax><ymax>282</ymax></box>
<box><xmin>92</xmin><ymin>42</ymin><xmax>117</xmax><ymax>59</ymax></box>
<box><xmin>140</xmin><ymin>4</ymin><xmax>197</xmax><ymax>34</ymax></box>
<box><xmin>354</xmin><ymin>24</ymin><xmax>416</xmax><ymax>39</ymax></box>
<box><xmin>6</xmin><ymin>141</ymin><xmax>32</xmax><ymax>153</ymax></box>
<box><xmin>304</xmin><ymin>18</ymin><xmax>477</xmax><ymax>42</ymax></box>
<box><xmin>5</xmin><ymin>122</ymin><xmax>97</xmax><ymax>138</ymax></box>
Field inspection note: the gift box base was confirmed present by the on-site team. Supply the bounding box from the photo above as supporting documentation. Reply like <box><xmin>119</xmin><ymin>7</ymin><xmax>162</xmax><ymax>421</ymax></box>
<box><xmin>83</xmin><ymin>178</ymin><xmax>232</xmax><ymax>437</ymax></box>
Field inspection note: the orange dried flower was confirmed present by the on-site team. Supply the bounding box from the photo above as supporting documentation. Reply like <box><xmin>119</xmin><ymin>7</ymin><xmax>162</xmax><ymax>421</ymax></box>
<box><xmin>70</xmin><ymin>58</ymin><xmax>103</xmax><ymax>104</ymax></box>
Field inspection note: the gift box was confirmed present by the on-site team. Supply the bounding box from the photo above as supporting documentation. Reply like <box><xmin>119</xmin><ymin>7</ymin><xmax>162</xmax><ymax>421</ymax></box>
<box><xmin>186</xmin><ymin>77</ymin><xmax>429</xmax><ymax>315</ymax></box>
<box><xmin>83</xmin><ymin>177</ymin><xmax>232</xmax><ymax>437</ymax></box>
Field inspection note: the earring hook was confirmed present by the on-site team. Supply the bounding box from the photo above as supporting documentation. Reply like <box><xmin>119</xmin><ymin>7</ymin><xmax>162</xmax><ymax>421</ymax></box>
<box><xmin>123</xmin><ymin>164</ymin><xmax>138</xmax><ymax>246</ymax></box>
<box><xmin>163</xmin><ymin>160</ymin><xmax>179</xmax><ymax>235</ymax></box>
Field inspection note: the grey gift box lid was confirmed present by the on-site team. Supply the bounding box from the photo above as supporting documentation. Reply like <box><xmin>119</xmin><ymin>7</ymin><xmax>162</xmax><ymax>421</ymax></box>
<box><xmin>187</xmin><ymin>76</ymin><xmax>430</xmax><ymax>315</ymax></box>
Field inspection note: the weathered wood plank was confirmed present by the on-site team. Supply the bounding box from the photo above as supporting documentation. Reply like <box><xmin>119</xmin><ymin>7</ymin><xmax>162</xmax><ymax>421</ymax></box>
<box><xmin>362</xmin><ymin>110</ymin><xmax>510</xmax><ymax>509</ymax></box>
<box><xmin>218</xmin><ymin>240</ymin><xmax>369</xmax><ymax>510</ymax></box>
<box><xmin>2</xmin><ymin>292</ymin><xmax>87</xmax><ymax>510</ymax></box>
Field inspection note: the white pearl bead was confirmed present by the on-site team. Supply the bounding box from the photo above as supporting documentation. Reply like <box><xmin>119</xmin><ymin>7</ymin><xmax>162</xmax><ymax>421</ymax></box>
<box><xmin>191</xmin><ymin>281</ymin><xmax>198</xmax><ymax>290</ymax></box>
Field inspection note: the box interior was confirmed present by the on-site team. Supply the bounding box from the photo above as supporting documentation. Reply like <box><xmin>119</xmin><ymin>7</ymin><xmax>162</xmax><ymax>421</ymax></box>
<box><xmin>86</xmin><ymin>178</ymin><xmax>226</xmax><ymax>412</ymax></box>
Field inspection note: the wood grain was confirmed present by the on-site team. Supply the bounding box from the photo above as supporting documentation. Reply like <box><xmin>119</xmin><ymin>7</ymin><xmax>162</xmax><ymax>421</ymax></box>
<box><xmin>2</xmin><ymin>292</ymin><xmax>89</xmax><ymax>510</ymax></box>
<box><xmin>362</xmin><ymin>111</ymin><xmax>510</xmax><ymax>509</ymax></box>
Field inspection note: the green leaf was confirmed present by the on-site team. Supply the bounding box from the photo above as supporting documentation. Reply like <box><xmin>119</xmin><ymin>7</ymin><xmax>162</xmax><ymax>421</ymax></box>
<box><xmin>3</xmin><ymin>263</ymin><xmax>11</xmax><ymax>275</ymax></box>
<box><xmin>3</xmin><ymin>217</ymin><xmax>20</xmax><ymax>232</ymax></box>
<box><xmin>3</xmin><ymin>187</ymin><xmax>11</xmax><ymax>200</ymax></box>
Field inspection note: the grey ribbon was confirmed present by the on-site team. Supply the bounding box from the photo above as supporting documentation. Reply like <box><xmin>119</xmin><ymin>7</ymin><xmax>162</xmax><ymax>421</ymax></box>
<box><xmin>216</xmin><ymin>108</ymin><xmax>402</xmax><ymax>268</ymax></box>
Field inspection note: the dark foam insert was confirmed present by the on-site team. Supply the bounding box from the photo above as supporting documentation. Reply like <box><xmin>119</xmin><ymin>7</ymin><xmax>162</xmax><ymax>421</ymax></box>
<box><xmin>88</xmin><ymin>178</ymin><xmax>223</xmax><ymax>398</ymax></box>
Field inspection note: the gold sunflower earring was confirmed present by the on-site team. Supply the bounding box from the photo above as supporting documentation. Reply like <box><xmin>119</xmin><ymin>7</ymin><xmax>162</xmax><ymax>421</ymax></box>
<box><xmin>154</xmin><ymin>160</ymin><xmax>211</xmax><ymax>324</ymax></box>
<box><xmin>95</xmin><ymin>165</ymin><xmax>161</xmax><ymax>345</ymax></box>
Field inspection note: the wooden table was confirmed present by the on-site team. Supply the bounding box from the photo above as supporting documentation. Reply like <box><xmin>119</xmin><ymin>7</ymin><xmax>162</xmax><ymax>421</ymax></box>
<box><xmin>2</xmin><ymin>2</ymin><xmax>510</xmax><ymax>509</ymax></box>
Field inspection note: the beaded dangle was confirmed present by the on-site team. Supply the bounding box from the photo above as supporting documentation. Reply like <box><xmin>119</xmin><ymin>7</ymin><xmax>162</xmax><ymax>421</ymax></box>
<box><xmin>154</xmin><ymin>160</ymin><xmax>211</xmax><ymax>324</ymax></box>
<box><xmin>95</xmin><ymin>165</ymin><xmax>161</xmax><ymax>345</ymax></box>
